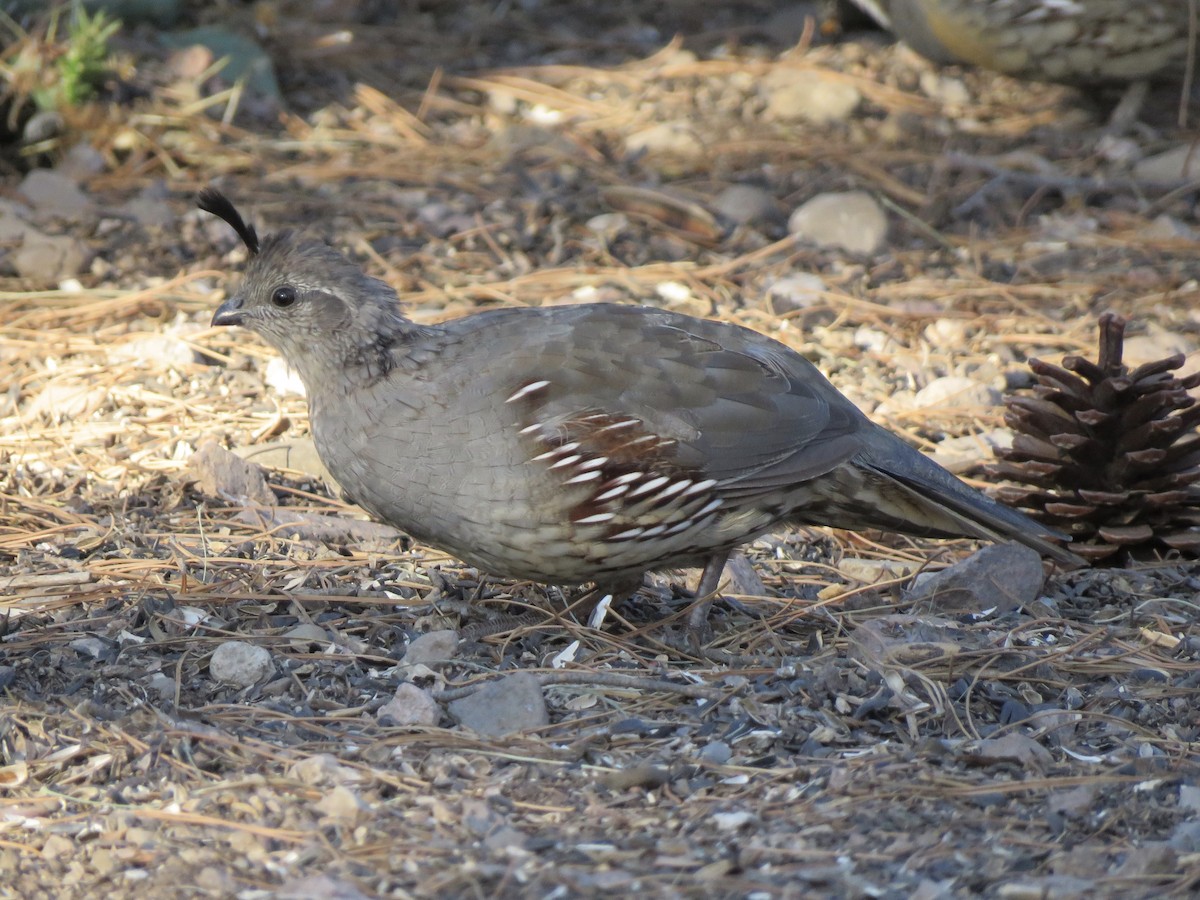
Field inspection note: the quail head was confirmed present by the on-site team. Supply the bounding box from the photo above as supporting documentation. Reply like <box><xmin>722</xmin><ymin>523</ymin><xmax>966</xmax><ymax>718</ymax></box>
<box><xmin>848</xmin><ymin>0</ymin><xmax>1191</xmax><ymax>85</ymax></box>
<box><xmin>199</xmin><ymin>189</ymin><xmax>1081</xmax><ymax>634</ymax></box>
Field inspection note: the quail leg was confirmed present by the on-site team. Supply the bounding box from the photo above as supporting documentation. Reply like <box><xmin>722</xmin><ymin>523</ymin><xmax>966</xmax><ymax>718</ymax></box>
<box><xmin>686</xmin><ymin>550</ymin><xmax>731</xmax><ymax>645</ymax></box>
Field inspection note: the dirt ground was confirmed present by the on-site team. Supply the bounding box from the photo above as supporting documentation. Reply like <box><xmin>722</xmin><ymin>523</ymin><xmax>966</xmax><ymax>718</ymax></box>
<box><xmin>1</xmin><ymin>2</ymin><xmax>1198</xmax><ymax>897</ymax></box>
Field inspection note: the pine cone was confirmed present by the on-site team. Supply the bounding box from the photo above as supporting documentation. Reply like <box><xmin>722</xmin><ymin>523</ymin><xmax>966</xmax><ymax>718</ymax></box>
<box><xmin>988</xmin><ymin>312</ymin><xmax>1200</xmax><ymax>563</ymax></box>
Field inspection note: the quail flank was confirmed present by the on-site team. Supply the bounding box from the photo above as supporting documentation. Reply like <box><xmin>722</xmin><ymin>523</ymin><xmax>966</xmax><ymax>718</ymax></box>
<box><xmin>848</xmin><ymin>0</ymin><xmax>1191</xmax><ymax>85</ymax></box>
<box><xmin>199</xmin><ymin>189</ymin><xmax>1082</xmax><ymax>636</ymax></box>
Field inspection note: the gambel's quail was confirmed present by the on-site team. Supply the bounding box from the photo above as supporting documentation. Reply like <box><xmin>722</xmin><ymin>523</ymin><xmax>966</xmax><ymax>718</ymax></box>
<box><xmin>848</xmin><ymin>1</ymin><xmax>1191</xmax><ymax>85</ymax></box>
<box><xmin>199</xmin><ymin>189</ymin><xmax>1081</xmax><ymax>635</ymax></box>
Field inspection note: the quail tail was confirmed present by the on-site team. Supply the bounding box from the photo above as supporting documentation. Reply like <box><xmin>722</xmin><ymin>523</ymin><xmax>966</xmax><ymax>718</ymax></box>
<box><xmin>854</xmin><ymin>432</ymin><xmax>1084</xmax><ymax>567</ymax></box>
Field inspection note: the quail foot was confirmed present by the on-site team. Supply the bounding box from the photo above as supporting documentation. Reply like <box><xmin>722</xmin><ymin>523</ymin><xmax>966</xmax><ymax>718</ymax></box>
<box><xmin>199</xmin><ymin>189</ymin><xmax>1082</xmax><ymax>640</ymax></box>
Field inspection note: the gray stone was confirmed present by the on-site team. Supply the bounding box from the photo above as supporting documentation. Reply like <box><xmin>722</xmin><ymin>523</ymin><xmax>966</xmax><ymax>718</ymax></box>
<box><xmin>13</xmin><ymin>232</ymin><xmax>88</xmax><ymax>280</ymax></box>
<box><xmin>23</xmin><ymin>110</ymin><xmax>64</xmax><ymax>145</ymax></box>
<box><xmin>107</xmin><ymin>334</ymin><xmax>200</xmax><ymax>369</ymax></box>
<box><xmin>125</xmin><ymin>182</ymin><xmax>175</xmax><ymax>228</ymax></box>
<box><xmin>712</xmin><ymin>184</ymin><xmax>780</xmax><ymax>226</ymax></box>
<box><xmin>235</xmin><ymin>438</ymin><xmax>330</xmax><ymax>483</ymax></box>
<box><xmin>17</xmin><ymin>169</ymin><xmax>94</xmax><ymax>217</ymax></box>
<box><xmin>765</xmin><ymin>272</ymin><xmax>827</xmax><ymax>314</ymax></box>
<box><xmin>377</xmin><ymin>683</ymin><xmax>440</xmax><ymax>727</ymax></box>
<box><xmin>448</xmin><ymin>672</ymin><xmax>549</xmax><ymax>736</ymax></box>
<box><xmin>209</xmin><ymin>640</ymin><xmax>272</xmax><ymax>687</ymax></box>
<box><xmin>56</xmin><ymin>142</ymin><xmax>106</xmax><ymax>181</ymax></box>
<box><xmin>763</xmin><ymin>69</ymin><xmax>860</xmax><ymax>124</ymax></box>
<box><xmin>912</xmin><ymin>375</ymin><xmax>1001</xmax><ymax>410</ymax></box>
<box><xmin>698</xmin><ymin>741</ymin><xmax>732</xmax><ymax>764</ymax></box>
<box><xmin>403</xmin><ymin>629</ymin><xmax>459</xmax><ymax>666</ymax></box>
<box><xmin>625</xmin><ymin>122</ymin><xmax>703</xmax><ymax>163</ymax></box>
<box><xmin>1133</xmin><ymin>144</ymin><xmax>1200</xmax><ymax>182</ymax></box>
<box><xmin>788</xmin><ymin>190</ymin><xmax>887</xmax><ymax>254</ymax></box>
<box><xmin>906</xmin><ymin>543</ymin><xmax>1045</xmax><ymax>614</ymax></box>
<box><xmin>284</xmin><ymin>624</ymin><xmax>329</xmax><ymax>650</ymax></box>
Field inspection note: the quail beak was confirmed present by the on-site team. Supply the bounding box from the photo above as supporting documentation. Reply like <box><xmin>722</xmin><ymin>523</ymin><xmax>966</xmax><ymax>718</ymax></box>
<box><xmin>211</xmin><ymin>296</ymin><xmax>246</xmax><ymax>327</ymax></box>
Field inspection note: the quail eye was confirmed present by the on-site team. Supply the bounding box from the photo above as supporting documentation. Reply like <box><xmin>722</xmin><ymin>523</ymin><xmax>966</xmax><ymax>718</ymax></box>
<box><xmin>271</xmin><ymin>286</ymin><xmax>296</xmax><ymax>308</ymax></box>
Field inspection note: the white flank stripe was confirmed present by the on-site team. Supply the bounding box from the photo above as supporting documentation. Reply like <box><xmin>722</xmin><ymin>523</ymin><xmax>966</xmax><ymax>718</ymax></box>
<box><xmin>575</xmin><ymin>512</ymin><xmax>616</xmax><ymax>524</ymax></box>
<box><xmin>599</xmin><ymin>418</ymin><xmax>640</xmax><ymax>431</ymax></box>
<box><xmin>565</xmin><ymin>471</ymin><xmax>601</xmax><ymax>484</ymax></box>
<box><xmin>629</xmin><ymin>475</ymin><xmax>670</xmax><ymax>497</ymax></box>
<box><xmin>609</xmin><ymin>527</ymin><xmax>644</xmax><ymax>540</ymax></box>
<box><xmin>683</xmin><ymin>478</ymin><xmax>717</xmax><ymax>495</ymax></box>
<box><xmin>579</xmin><ymin>456</ymin><xmax>608</xmax><ymax>470</ymax></box>
<box><xmin>550</xmin><ymin>454</ymin><xmax>583</xmax><ymax>469</ymax></box>
<box><xmin>594</xmin><ymin>484</ymin><xmax>630</xmax><ymax>501</ymax></box>
<box><xmin>697</xmin><ymin>498</ymin><xmax>724</xmax><ymax>516</ymax></box>
<box><xmin>505</xmin><ymin>380</ymin><xmax>550</xmax><ymax>403</ymax></box>
<box><xmin>654</xmin><ymin>480</ymin><xmax>690</xmax><ymax>499</ymax></box>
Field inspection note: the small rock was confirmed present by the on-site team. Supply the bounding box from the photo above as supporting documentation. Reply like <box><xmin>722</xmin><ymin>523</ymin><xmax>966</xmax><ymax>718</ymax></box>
<box><xmin>55</xmin><ymin>142</ymin><xmax>106</xmax><ymax>181</ymax></box>
<box><xmin>107</xmin><ymin>334</ymin><xmax>199</xmax><ymax>369</ymax></box>
<box><xmin>919</xmin><ymin>71</ymin><xmax>970</xmax><ymax>107</ymax></box>
<box><xmin>188</xmin><ymin>439</ymin><xmax>277</xmax><ymax>507</ymax></box>
<box><xmin>1133</xmin><ymin>144</ymin><xmax>1200</xmax><ymax>182</ymax></box>
<box><xmin>14</xmin><ymin>232</ymin><xmax>88</xmax><ymax>280</ymax></box>
<box><xmin>69</xmin><ymin>637</ymin><xmax>110</xmax><ymax>659</ymax></box>
<box><xmin>764</xmin><ymin>272</ymin><xmax>827</xmax><ymax>314</ymax></box>
<box><xmin>166</xmin><ymin>43</ymin><xmax>214</xmax><ymax>80</ymax></box>
<box><xmin>403</xmin><ymin>630</ymin><xmax>459</xmax><ymax>666</ymax></box>
<box><xmin>906</xmin><ymin>543</ymin><xmax>1045</xmax><ymax>614</ymax></box>
<box><xmin>448</xmin><ymin>672</ymin><xmax>549</xmax><ymax>736</ymax></box>
<box><xmin>971</xmin><ymin>732</ymin><xmax>1054</xmax><ymax>770</ymax></box>
<box><xmin>1142</xmin><ymin>214</ymin><xmax>1195</xmax><ymax>241</ymax></box>
<box><xmin>287</xmin><ymin>753</ymin><xmax>364</xmax><ymax>786</ymax></box>
<box><xmin>625</xmin><ymin>121</ymin><xmax>703</xmax><ymax>168</ymax></box>
<box><xmin>712</xmin><ymin>184</ymin><xmax>780</xmax><ymax>226</ymax></box>
<box><xmin>125</xmin><ymin>182</ymin><xmax>175</xmax><ymax>228</ymax></box>
<box><xmin>0</xmin><ymin>203</ymin><xmax>31</xmax><ymax>241</ymax></box>
<box><xmin>912</xmin><ymin>375</ymin><xmax>1001</xmax><ymax>410</ymax></box>
<box><xmin>712</xmin><ymin>809</ymin><xmax>756</xmax><ymax>831</ymax></box>
<box><xmin>22</xmin><ymin>379</ymin><xmax>107</xmax><ymax>423</ymax></box>
<box><xmin>23</xmin><ymin>110</ymin><xmax>64</xmax><ymax>145</ymax></box>
<box><xmin>314</xmin><ymin>785</ymin><xmax>368</xmax><ymax>826</ymax></box>
<box><xmin>927</xmin><ymin>429</ymin><xmax>1012</xmax><ymax>473</ymax></box>
<box><xmin>788</xmin><ymin>191</ymin><xmax>887</xmax><ymax>254</ymax></box>
<box><xmin>275</xmin><ymin>874</ymin><xmax>371</xmax><ymax>900</ymax></box>
<box><xmin>209</xmin><ymin>640</ymin><xmax>272</xmax><ymax>687</ymax></box>
<box><xmin>235</xmin><ymin>438</ymin><xmax>331</xmax><ymax>483</ymax></box>
<box><xmin>284</xmin><ymin>624</ymin><xmax>329</xmax><ymax>650</ymax></box>
<box><xmin>839</xmin><ymin>557</ymin><xmax>920</xmax><ymax>583</ymax></box>
<box><xmin>146</xmin><ymin>673</ymin><xmax>176</xmax><ymax>700</ymax></box>
<box><xmin>1121</xmin><ymin>325</ymin><xmax>1195</xmax><ymax>367</ymax></box>
<box><xmin>763</xmin><ymin>69</ymin><xmax>861</xmax><ymax>123</ymax></box>
<box><xmin>0</xmin><ymin>666</ymin><xmax>15</xmax><ymax>691</ymax></box>
<box><xmin>377</xmin><ymin>683</ymin><xmax>440</xmax><ymax>727</ymax></box>
<box><xmin>585</xmin><ymin>212</ymin><xmax>630</xmax><ymax>236</ymax></box>
<box><xmin>17</xmin><ymin>169</ymin><xmax>94</xmax><ymax>217</ymax></box>
<box><xmin>698</xmin><ymin>741</ymin><xmax>732</xmax><ymax>765</ymax></box>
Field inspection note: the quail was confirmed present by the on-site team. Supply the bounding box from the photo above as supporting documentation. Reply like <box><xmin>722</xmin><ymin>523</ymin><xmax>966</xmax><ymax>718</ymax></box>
<box><xmin>848</xmin><ymin>1</ymin><xmax>1191</xmax><ymax>86</ymax></box>
<box><xmin>199</xmin><ymin>189</ymin><xmax>1081</xmax><ymax>635</ymax></box>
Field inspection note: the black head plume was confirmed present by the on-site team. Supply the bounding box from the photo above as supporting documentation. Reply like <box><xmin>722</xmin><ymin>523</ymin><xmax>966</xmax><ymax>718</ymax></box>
<box><xmin>197</xmin><ymin>188</ymin><xmax>259</xmax><ymax>255</ymax></box>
